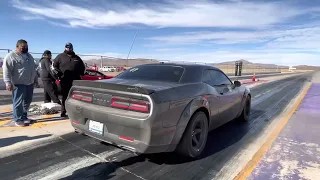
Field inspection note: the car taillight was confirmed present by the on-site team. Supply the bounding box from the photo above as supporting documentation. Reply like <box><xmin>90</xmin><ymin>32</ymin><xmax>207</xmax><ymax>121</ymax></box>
<box><xmin>72</xmin><ymin>91</ymin><xmax>93</xmax><ymax>102</ymax></box>
<box><xmin>111</xmin><ymin>97</ymin><xmax>150</xmax><ymax>113</ymax></box>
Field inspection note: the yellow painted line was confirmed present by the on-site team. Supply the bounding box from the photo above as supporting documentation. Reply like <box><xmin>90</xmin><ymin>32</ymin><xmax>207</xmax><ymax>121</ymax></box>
<box><xmin>0</xmin><ymin>120</ymin><xmax>70</xmax><ymax>129</ymax></box>
<box><xmin>0</xmin><ymin>120</ymin><xmax>11</xmax><ymax>126</ymax></box>
<box><xmin>0</xmin><ymin>113</ymin><xmax>70</xmax><ymax>129</ymax></box>
<box><xmin>32</xmin><ymin>119</ymin><xmax>70</xmax><ymax>128</ymax></box>
<box><xmin>233</xmin><ymin>83</ymin><xmax>312</xmax><ymax>180</ymax></box>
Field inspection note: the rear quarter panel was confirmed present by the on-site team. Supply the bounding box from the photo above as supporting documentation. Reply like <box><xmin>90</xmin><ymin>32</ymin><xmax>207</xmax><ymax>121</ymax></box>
<box><xmin>235</xmin><ymin>86</ymin><xmax>251</xmax><ymax>117</ymax></box>
<box><xmin>151</xmin><ymin>83</ymin><xmax>209</xmax><ymax>128</ymax></box>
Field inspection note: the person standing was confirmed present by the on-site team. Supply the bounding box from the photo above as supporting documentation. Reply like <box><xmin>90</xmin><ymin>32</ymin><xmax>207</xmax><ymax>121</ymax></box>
<box><xmin>2</xmin><ymin>39</ymin><xmax>36</xmax><ymax>126</ymax></box>
<box><xmin>39</xmin><ymin>50</ymin><xmax>61</xmax><ymax>104</ymax></box>
<box><xmin>53</xmin><ymin>42</ymin><xmax>85</xmax><ymax>117</ymax></box>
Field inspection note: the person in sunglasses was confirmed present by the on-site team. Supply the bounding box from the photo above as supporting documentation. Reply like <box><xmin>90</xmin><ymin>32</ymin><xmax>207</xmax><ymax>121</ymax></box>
<box><xmin>53</xmin><ymin>42</ymin><xmax>85</xmax><ymax>117</ymax></box>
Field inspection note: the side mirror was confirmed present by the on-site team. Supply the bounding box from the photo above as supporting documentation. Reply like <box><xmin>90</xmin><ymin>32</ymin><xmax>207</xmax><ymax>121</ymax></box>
<box><xmin>234</xmin><ymin>80</ymin><xmax>241</xmax><ymax>87</ymax></box>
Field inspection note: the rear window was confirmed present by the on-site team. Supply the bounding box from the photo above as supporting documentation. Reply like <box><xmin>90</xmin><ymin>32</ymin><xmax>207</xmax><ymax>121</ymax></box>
<box><xmin>116</xmin><ymin>65</ymin><xmax>184</xmax><ymax>82</ymax></box>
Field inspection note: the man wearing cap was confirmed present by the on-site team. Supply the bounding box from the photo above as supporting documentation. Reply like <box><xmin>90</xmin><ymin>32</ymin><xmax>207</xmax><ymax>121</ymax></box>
<box><xmin>39</xmin><ymin>50</ymin><xmax>61</xmax><ymax>104</ymax></box>
<box><xmin>2</xmin><ymin>39</ymin><xmax>36</xmax><ymax>126</ymax></box>
<box><xmin>53</xmin><ymin>43</ymin><xmax>85</xmax><ymax>117</ymax></box>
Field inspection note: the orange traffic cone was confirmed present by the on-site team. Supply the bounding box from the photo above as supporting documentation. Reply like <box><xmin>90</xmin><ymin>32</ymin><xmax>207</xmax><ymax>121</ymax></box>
<box><xmin>252</xmin><ymin>73</ymin><xmax>256</xmax><ymax>82</ymax></box>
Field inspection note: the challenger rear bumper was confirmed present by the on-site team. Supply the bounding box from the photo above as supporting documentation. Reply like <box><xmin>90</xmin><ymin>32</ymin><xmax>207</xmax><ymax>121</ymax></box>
<box><xmin>72</xmin><ymin>122</ymin><xmax>177</xmax><ymax>154</ymax></box>
<box><xmin>66</xmin><ymin>99</ymin><xmax>178</xmax><ymax>154</ymax></box>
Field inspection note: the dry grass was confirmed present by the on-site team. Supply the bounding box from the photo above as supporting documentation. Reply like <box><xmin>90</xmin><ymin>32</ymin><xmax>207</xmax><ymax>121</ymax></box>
<box><xmin>104</xmin><ymin>72</ymin><xmax>122</xmax><ymax>76</ymax></box>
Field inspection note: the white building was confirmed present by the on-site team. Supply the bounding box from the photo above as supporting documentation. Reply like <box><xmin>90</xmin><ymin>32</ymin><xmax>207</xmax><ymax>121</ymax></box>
<box><xmin>289</xmin><ymin>66</ymin><xmax>296</xmax><ymax>71</ymax></box>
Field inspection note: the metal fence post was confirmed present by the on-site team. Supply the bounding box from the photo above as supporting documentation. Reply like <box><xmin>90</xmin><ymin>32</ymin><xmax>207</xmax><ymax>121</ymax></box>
<box><xmin>100</xmin><ymin>56</ymin><xmax>103</xmax><ymax>68</ymax></box>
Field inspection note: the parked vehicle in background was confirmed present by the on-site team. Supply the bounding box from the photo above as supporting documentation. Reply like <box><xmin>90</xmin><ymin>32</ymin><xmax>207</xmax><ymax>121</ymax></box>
<box><xmin>82</xmin><ymin>69</ymin><xmax>113</xmax><ymax>80</ymax></box>
<box><xmin>116</xmin><ymin>66</ymin><xmax>127</xmax><ymax>72</ymax></box>
<box><xmin>100</xmin><ymin>66</ymin><xmax>116</xmax><ymax>72</ymax></box>
<box><xmin>66</xmin><ymin>63</ymin><xmax>251</xmax><ymax>158</ymax></box>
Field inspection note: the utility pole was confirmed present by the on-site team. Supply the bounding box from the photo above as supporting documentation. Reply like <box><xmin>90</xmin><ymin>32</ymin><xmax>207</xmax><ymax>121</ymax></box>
<box><xmin>100</xmin><ymin>56</ymin><xmax>103</xmax><ymax>69</ymax></box>
<box><xmin>126</xmin><ymin>29</ymin><xmax>139</xmax><ymax>67</ymax></box>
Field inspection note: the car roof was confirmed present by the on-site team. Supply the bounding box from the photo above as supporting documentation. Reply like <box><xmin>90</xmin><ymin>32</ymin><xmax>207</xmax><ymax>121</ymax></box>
<box><xmin>140</xmin><ymin>62</ymin><xmax>219</xmax><ymax>71</ymax></box>
<box><xmin>133</xmin><ymin>63</ymin><xmax>222</xmax><ymax>83</ymax></box>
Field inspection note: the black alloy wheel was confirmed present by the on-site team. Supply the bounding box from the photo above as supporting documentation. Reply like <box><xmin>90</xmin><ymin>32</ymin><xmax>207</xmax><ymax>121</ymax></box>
<box><xmin>239</xmin><ymin>96</ymin><xmax>251</xmax><ymax>122</ymax></box>
<box><xmin>177</xmin><ymin>111</ymin><xmax>208</xmax><ymax>158</ymax></box>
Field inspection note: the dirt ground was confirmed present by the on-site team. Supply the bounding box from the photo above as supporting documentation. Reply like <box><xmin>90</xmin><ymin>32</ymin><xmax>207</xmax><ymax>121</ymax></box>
<box><xmin>0</xmin><ymin>68</ymin><xmax>312</xmax><ymax>78</ymax></box>
<box><xmin>103</xmin><ymin>71</ymin><xmax>122</xmax><ymax>76</ymax></box>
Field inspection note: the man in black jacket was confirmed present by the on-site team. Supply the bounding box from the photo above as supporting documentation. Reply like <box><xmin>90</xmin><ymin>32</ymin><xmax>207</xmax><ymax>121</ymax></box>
<box><xmin>53</xmin><ymin>43</ymin><xmax>85</xmax><ymax>117</ymax></box>
<box><xmin>40</xmin><ymin>50</ymin><xmax>61</xmax><ymax>104</ymax></box>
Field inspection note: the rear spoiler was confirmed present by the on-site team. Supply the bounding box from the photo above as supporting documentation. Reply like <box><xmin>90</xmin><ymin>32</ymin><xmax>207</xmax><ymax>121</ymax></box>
<box><xmin>72</xmin><ymin>80</ymin><xmax>155</xmax><ymax>95</ymax></box>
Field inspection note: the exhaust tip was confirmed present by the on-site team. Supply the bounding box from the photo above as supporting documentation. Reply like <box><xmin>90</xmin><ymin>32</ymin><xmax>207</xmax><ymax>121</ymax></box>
<box><xmin>74</xmin><ymin>129</ymin><xmax>86</xmax><ymax>135</ymax></box>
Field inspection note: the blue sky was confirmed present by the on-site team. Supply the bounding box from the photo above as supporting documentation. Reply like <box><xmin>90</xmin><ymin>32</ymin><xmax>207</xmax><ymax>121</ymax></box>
<box><xmin>1</xmin><ymin>0</ymin><xmax>320</xmax><ymax>66</ymax></box>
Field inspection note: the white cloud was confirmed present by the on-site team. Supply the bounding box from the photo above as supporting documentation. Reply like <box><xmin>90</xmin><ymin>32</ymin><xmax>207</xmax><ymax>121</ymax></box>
<box><xmin>154</xmin><ymin>48</ymin><xmax>185</xmax><ymax>52</ymax></box>
<box><xmin>12</xmin><ymin>0</ymin><xmax>309</xmax><ymax>28</ymax></box>
<box><xmin>78</xmin><ymin>52</ymin><xmax>123</xmax><ymax>60</ymax></box>
<box><xmin>11</xmin><ymin>0</ymin><xmax>320</xmax><ymax>66</ymax></box>
<box><xmin>147</xmin><ymin>26</ymin><xmax>320</xmax><ymax>53</ymax></box>
<box><xmin>20</xmin><ymin>15</ymin><xmax>44</xmax><ymax>20</ymax></box>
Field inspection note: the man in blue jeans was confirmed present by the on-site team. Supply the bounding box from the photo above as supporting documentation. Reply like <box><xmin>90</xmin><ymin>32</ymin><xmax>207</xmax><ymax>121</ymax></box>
<box><xmin>2</xmin><ymin>39</ymin><xmax>37</xmax><ymax>127</ymax></box>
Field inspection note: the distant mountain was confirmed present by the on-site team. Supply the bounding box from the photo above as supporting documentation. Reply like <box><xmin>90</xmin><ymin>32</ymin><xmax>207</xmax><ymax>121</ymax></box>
<box><xmin>293</xmin><ymin>65</ymin><xmax>320</xmax><ymax>70</ymax></box>
<box><xmin>212</xmin><ymin>59</ymin><xmax>289</xmax><ymax>69</ymax></box>
<box><xmin>85</xmin><ymin>58</ymin><xmax>159</xmax><ymax>67</ymax></box>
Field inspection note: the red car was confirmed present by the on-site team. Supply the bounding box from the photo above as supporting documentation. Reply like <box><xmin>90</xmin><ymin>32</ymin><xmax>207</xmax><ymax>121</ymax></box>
<box><xmin>82</xmin><ymin>69</ymin><xmax>114</xmax><ymax>80</ymax></box>
<box><xmin>56</xmin><ymin>69</ymin><xmax>113</xmax><ymax>85</ymax></box>
<box><xmin>55</xmin><ymin>69</ymin><xmax>113</xmax><ymax>94</ymax></box>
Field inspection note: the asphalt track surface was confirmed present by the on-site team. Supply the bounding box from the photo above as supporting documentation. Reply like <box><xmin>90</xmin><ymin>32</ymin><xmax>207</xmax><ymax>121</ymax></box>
<box><xmin>0</xmin><ymin>72</ymin><xmax>314</xmax><ymax>180</ymax></box>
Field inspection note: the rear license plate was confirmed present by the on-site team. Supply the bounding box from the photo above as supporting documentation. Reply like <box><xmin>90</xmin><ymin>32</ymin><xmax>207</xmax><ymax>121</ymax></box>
<box><xmin>89</xmin><ymin>120</ymin><xmax>104</xmax><ymax>135</ymax></box>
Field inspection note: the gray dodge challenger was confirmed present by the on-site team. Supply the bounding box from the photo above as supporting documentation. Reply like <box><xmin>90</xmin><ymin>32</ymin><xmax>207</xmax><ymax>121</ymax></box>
<box><xmin>65</xmin><ymin>63</ymin><xmax>251</xmax><ymax>158</ymax></box>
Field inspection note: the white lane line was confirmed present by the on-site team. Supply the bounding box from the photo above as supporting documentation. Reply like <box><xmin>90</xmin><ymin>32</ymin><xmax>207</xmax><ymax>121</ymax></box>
<box><xmin>39</xmin><ymin>128</ymin><xmax>147</xmax><ymax>180</ymax></box>
<box><xmin>40</xmin><ymin>150</ymin><xmax>123</xmax><ymax>180</ymax></box>
<box><xmin>0</xmin><ymin>137</ymin><xmax>59</xmax><ymax>159</ymax></box>
<box><xmin>16</xmin><ymin>149</ymin><xmax>122</xmax><ymax>180</ymax></box>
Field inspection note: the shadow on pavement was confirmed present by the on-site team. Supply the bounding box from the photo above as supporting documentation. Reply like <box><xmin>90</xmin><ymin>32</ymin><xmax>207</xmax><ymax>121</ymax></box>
<box><xmin>60</xmin><ymin>109</ymin><xmax>266</xmax><ymax>180</ymax></box>
<box><xmin>0</xmin><ymin>134</ymin><xmax>52</xmax><ymax>148</ymax></box>
<box><xmin>0</xmin><ymin>112</ymin><xmax>13</xmax><ymax>117</ymax></box>
<box><xmin>34</xmin><ymin>116</ymin><xmax>69</xmax><ymax>123</ymax></box>
<box><xmin>0</xmin><ymin>116</ymin><xmax>68</xmax><ymax>127</ymax></box>
<box><xmin>0</xmin><ymin>112</ymin><xmax>67</xmax><ymax>122</ymax></box>
<box><xmin>0</xmin><ymin>112</ymin><xmax>13</xmax><ymax>122</ymax></box>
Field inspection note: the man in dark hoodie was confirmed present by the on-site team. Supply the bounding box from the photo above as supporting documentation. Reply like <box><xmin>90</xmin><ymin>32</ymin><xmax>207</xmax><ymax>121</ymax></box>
<box><xmin>53</xmin><ymin>43</ymin><xmax>85</xmax><ymax>117</ymax></box>
<box><xmin>39</xmin><ymin>50</ymin><xmax>61</xmax><ymax>104</ymax></box>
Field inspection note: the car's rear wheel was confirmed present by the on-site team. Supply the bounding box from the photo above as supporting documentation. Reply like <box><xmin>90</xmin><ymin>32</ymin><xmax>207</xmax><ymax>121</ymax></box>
<box><xmin>176</xmin><ymin>111</ymin><xmax>208</xmax><ymax>158</ymax></box>
<box><xmin>238</xmin><ymin>95</ymin><xmax>251</xmax><ymax>122</ymax></box>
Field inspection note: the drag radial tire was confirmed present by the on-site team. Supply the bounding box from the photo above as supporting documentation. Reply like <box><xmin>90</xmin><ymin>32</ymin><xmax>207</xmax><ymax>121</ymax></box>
<box><xmin>238</xmin><ymin>95</ymin><xmax>251</xmax><ymax>122</ymax></box>
<box><xmin>176</xmin><ymin>111</ymin><xmax>209</xmax><ymax>158</ymax></box>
